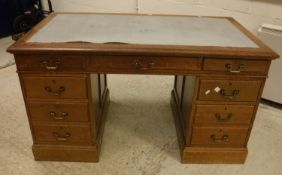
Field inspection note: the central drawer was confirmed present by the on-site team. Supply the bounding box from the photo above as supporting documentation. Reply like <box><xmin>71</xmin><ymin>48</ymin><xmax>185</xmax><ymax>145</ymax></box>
<box><xmin>33</xmin><ymin>124</ymin><xmax>92</xmax><ymax>145</ymax></box>
<box><xmin>198</xmin><ymin>79</ymin><xmax>262</xmax><ymax>102</ymax></box>
<box><xmin>22</xmin><ymin>75</ymin><xmax>88</xmax><ymax>99</ymax></box>
<box><xmin>88</xmin><ymin>56</ymin><xmax>202</xmax><ymax>73</ymax></box>
<box><xmin>28</xmin><ymin>101</ymin><xmax>89</xmax><ymax>122</ymax></box>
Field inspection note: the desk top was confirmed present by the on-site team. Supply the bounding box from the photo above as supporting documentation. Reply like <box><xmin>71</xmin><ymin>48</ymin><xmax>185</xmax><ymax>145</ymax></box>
<box><xmin>28</xmin><ymin>14</ymin><xmax>257</xmax><ymax>48</ymax></box>
<box><xmin>8</xmin><ymin>13</ymin><xmax>278</xmax><ymax>59</ymax></box>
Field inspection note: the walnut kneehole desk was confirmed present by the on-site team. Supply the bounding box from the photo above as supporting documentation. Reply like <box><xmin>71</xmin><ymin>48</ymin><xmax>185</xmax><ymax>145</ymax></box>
<box><xmin>7</xmin><ymin>13</ymin><xmax>279</xmax><ymax>164</ymax></box>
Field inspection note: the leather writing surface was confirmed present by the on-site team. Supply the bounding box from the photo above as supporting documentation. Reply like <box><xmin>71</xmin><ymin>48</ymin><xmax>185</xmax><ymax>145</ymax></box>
<box><xmin>28</xmin><ymin>14</ymin><xmax>258</xmax><ymax>48</ymax></box>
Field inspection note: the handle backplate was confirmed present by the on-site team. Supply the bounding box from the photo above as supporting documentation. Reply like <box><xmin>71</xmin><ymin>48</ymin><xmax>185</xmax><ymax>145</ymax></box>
<box><xmin>215</xmin><ymin>113</ymin><xmax>233</xmax><ymax>122</ymax></box>
<box><xmin>210</xmin><ymin>134</ymin><xmax>229</xmax><ymax>143</ymax></box>
<box><xmin>225</xmin><ymin>63</ymin><xmax>245</xmax><ymax>73</ymax></box>
<box><xmin>220</xmin><ymin>89</ymin><xmax>239</xmax><ymax>99</ymax></box>
<box><xmin>49</xmin><ymin>111</ymin><xmax>68</xmax><ymax>120</ymax></box>
<box><xmin>44</xmin><ymin>86</ymin><xmax>65</xmax><ymax>96</ymax></box>
<box><xmin>133</xmin><ymin>59</ymin><xmax>142</xmax><ymax>69</ymax></box>
<box><xmin>41</xmin><ymin>60</ymin><xmax>62</xmax><ymax>70</ymax></box>
<box><xmin>53</xmin><ymin>132</ymin><xmax>71</xmax><ymax>141</ymax></box>
<box><xmin>133</xmin><ymin>58</ymin><xmax>156</xmax><ymax>70</ymax></box>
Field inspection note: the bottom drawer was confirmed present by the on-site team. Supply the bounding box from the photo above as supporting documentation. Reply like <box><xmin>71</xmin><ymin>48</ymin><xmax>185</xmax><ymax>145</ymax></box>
<box><xmin>33</xmin><ymin>124</ymin><xmax>92</xmax><ymax>145</ymax></box>
<box><xmin>191</xmin><ymin>126</ymin><xmax>248</xmax><ymax>146</ymax></box>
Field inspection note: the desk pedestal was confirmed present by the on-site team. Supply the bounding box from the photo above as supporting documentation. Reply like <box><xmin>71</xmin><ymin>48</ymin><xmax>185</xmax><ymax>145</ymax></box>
<box><xmin>171</xmin><ymin>89</ymin><xmax>247</xmax><ymax>163</ymax></box>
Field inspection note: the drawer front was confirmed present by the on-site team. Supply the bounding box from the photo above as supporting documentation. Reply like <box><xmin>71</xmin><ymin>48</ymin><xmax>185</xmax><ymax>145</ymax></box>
<box><xmin>191</xmin><ymin>127</ymin><xmax>248</xmax><ymax>146</ymax></box>
<box><xmin>194</xmin><ymin>105</ymin><xmax>255</xmax><ymax>125</ymax></box>
<box><xmin>28</xmin><ymin>102</ymin><xmax>89</xmax><ymax>122</ymax></box>
<box><xmin>89</xmin><ymin>56</ymin><xmax>201</xmax><ymax>72</ymax></box>
<box><xmin>203</xmin><ymin>58</ymin><xmax>269</xmax><ymax>74</ymax></box>
<box><xmin>15</xmin><ymin>55</ymin><xmax>86</xmax><ymax>72</ymax></box>
<box><xmin>22</xmin><ymin>76</ymin><xmax>87</xmax><ymax>99</ymax></box>
<box><xmin>198</xmin><ymin>80</ymin><xmax>262</xmax><ymax>102</ymax></box>
<box><xmin>33</xmin><ymin>124</ymin><xmax>92</xmax><ymax>145</ymax></box>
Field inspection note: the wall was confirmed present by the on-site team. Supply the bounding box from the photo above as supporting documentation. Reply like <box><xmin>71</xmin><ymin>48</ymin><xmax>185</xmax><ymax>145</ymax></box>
<box><xmin>43</xmin><ymin>0</ymin><xmax>282</xmax><ymax>34</ymax></box>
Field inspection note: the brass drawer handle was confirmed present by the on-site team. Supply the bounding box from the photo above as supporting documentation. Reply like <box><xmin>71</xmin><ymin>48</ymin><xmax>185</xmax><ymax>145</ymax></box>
<box><xmin>225</xmin><ymin>63</ymin><xmax>245</xmax><ymax>73</ymax></box>
<box><xmin>49</xmin><ymin>111</ymin><xmax>68</xmax><ymax>120</ymax></box>
<box><xmin>215</xmin><ymin>113</ymin><xmax>233</xmax><ymax>122</ymax></box>
<box><xmin>147</xmin><ymin>59</ymin><xmax>155</xmax><ymax>68</ymax></box>
<box><xmin>44</xmin><ymin>86</ymin><xmax>65</xmax><ymax>96</ymax></box>
<box><xmin>210</xmin><ymin>134</ymin><xmax>229</xmax><ymax>143</ymax></box>
<box><xmin>219</xmin><ymin>89</ymin><xmax>239</xmax><ymax>99</ymax></box>
<box><xmin>53</xmin><ymin>132</ymin><xmax>71</xmax><ymax>141</ymax></box>
<box><xmin>41</xmin><ymin>60</ymin><xmax>62</xmax><ymax>70</ymax></box>
<box><xmin>133</xmin><ymin>59</ymin><xmax>142</xmax><ymax>69</ymax></box>
<box><xmin>133</xmin><ymin>59</ymin><xmax>155</xmax><ymax>70</ymax></box>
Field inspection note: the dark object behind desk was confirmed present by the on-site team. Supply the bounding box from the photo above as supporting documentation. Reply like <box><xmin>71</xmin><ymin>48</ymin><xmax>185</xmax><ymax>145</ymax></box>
<box><xmin>0</xmin><ymin>0</ymin><xmax>53</xmax><ymax>38</ymax></box>
<box><xmin>0</xmin><ymin>0</ymin><xmax>24</xmax><ymax>37</ymax></box>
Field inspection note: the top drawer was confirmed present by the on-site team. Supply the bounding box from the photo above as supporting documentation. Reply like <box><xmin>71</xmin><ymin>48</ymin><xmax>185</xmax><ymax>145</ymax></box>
<box><xmin>88</xmin><ymin>56</ymin><xmax>202</xmax><ymax>73</ymax></box>
<box><xmin>22</xmin><ymin>75</ymin><xmax>88</xmax><ymax>99</ymax></box>
<box><xmin>203</xmin><ymin>58</ymin><xmax>270</xmax><ymax>74</ymax></box>
<box><xmin>198</xmin><ymin>79</ymin><xmax>262</xmax><ymax>102</ymax></box>
<box><xmin>15</xmin><ymin>55</ymin><xmax>86</xmax><ymax>72</ymax></box>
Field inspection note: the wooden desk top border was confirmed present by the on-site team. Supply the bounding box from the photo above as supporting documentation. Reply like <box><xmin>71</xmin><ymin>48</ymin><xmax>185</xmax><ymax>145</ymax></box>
<box><xmin>7</xmin><ymin>12</ymin><xmax>279</xmax><ymax>60</ymax></box>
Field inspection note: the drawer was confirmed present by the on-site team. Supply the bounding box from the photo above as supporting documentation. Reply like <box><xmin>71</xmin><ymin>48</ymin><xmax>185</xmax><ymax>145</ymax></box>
<box><xmin>15</xmin><ymin>55</ymin><xmax>86</xmax><ymax>72</ymax></box>
<box><xmin>33</xmin><ymin>124</ymin><xmax>92</xmax><ymax>145</ymax></box>
<box><xmin>194</xmin><ymin>105</ymin><xmax>255</xmax><ymax>125</ymax></box>
<box><xmin>89</xmin><ymin>56</ymin><xmax>201</xmax><ymax>72</ymax></box>
<box><xmin>22</xmin><ymin>75</ymin><xmax>87</xmax><ymax>99</ymax></box>
<box><xmin>28</xmin><ymin>101</ymin><xmax>89</xmax><ymax>122</ymax></box>
<box><xmin>198</xmin><ymin>79</ymin><xmax>262</xmax><ymax>102</ymax></box>
<box><xmin>191</xmin><ymin>126</ymin><xmax>248</xmax><ymax>146</ymax></box>
<box><xmin>203</xmin><ymin>58</ymin><xmax>269</xmax><ymax>74</ymax></box>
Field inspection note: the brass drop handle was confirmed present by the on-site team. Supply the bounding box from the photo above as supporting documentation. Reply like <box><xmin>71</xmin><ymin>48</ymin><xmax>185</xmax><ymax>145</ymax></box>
<box><xmin>215</xmin><ymin>113</ymin><xmax>233</xmax><ymax>122</ymax></box>
<box><xmin>41</xmin><ymin>60</ymin><xmax>62</xmax><ymax>70</ymax></box>
<box><xmin>219</xmin><ymin>89</ymin><xmax>239</xmax><ymax>99</ymax></box>
<box><xmin>147</xmin><ymin>59</ymin><xmax>155</xmax><ymax>68</ymax></box>
<box><xmin>49</xmin><ymin>111</ymin><xmax>68</xmax><ymax>120</ymax></box>
<box><xmin>44</xmin><ymin>86</ymin><xmax>65</xmax><ymax>96</ymax></box>
<box><xmin>53</xmin><ymin>132</ymin><xmax>71</xmax><ymax>141</ymax></box>
<box><xmin>133</xmin><ymin>59</ymin><xmax>142</xmax><ymax>69</ymax></box>
<box><xmin>210</xmin><ymin>134</ymin><xmax>229</xmax><ymax>143</ymax></box>
<box><xmin>225</xmin><ymin>63</ymin><xmax>245</xmax><ymax>73</ymax></box>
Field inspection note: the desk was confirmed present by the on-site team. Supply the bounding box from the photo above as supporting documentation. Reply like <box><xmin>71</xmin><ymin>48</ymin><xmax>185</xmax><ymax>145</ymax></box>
<box><xmin>8</xmin><ymin>13</ymin><xmax>279</xmax><ymax>164</ymax></box>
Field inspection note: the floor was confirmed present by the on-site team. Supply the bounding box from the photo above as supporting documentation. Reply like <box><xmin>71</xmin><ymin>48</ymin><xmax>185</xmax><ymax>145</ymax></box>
<box><xmin>0</xmin><ymin>39</ymin><xmax>282</xmax><ymax>175</ymax></box>
<box><xmin>0</xmin><ymin>37</ymin><xmax>14</xmax><ymax>69</ymax></box>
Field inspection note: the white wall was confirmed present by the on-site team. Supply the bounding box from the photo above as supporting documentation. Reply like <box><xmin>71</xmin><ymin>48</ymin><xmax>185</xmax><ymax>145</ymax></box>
<box><xmin>43</xmin><ymin>0</ymin><xmax>282</xmax><ymax>34</ymax></box>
